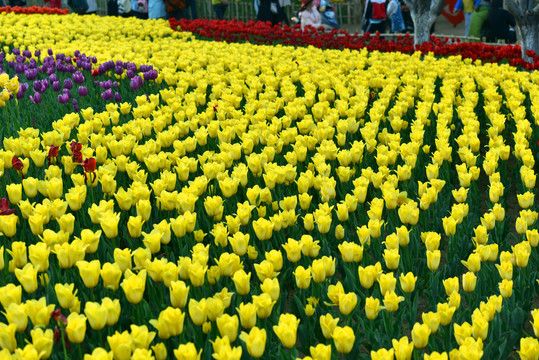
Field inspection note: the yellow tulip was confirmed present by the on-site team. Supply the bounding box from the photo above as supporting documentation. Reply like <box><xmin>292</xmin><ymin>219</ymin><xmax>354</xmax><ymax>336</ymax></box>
<box><xmin>411</xmin><ymin>323</ymin><xmax>430</xmax><ymax>348</ymax></box>
<box><xmin>216</xmin><ymin>314</ymin><xmax>239</xmax><ymax>342</ymax></box>
<box><xmin>107</xmin><ymin>331</ymin><xmax>133</xmax><ymax>360</ymax></box>
<box><xmin>332</xmin><ymin>326</ymin><xmax>355</xmax><ymax>354</ymax></box>
<box><xmin>14</xmin><ymin>263</ymin><xmax>38</xmax><ymax>293</ymax></box>
<box><xmin>173</xmin><ymin>343</ymin><xmax>202</xmax><ymax>360</ymax></box>
<box><xmin>65</xmin><ymin>313</ymin><xmax>87</xmax><ymax>343</ymax></box>
<box><xmin>121</xmin><ymin>269</ymin><xmax>147</xmax><ymax>304</ymax></box>
<box><xmin>149</xmin><ymin>307</ymin><xmax>185</xmax><ymax>339</ymax></box>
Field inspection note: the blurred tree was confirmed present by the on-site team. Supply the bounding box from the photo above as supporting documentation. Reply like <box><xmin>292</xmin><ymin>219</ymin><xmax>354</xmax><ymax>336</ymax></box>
<box><xmin>402</xmin><ymin>0</ymin><xmax>444</xmax><ymax>44</ymax></box>
<box><xmin>505</xmin><ymin>0</ymin><xmax>539</xmax><ymax>61</ymax></box>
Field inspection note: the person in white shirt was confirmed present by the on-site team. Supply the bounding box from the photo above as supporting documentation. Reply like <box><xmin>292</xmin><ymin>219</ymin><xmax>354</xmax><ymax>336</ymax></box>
<box><xmin>86</xmin><ymin>0</ymin><xmax>97</xmax><ymax>13</ymax></box>
<box><xmin>299</xmin><ymin>0</ymin><xmax>332</xmax><ymax>30</ymax></box>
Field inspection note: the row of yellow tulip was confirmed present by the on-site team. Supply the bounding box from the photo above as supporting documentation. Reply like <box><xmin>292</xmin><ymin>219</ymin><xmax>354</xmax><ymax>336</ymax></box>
<box><xmin>1</xmin><ymin>12</ymin><xmax>539</xmax><ymax>360</ymax></box>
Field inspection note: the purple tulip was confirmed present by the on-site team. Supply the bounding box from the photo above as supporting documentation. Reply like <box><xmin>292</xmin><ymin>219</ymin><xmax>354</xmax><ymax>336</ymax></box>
<box><xmin>48</xmin><ymin>49</ymin><xmax>53</xmax><ymax>56</ymax></box>
<box><xmin>49</xmin><ymin>73</ymin><xmax>58</xmax><ymax>82</ymax></box>
<box><xmin>78</xmin><ymin>86</ymin><xmax>88</xmax><ymax>97</ymax></box>
<box><xmin>73</xmin><ymin>71</ymin><xmax>85</xmax><ymax>85</ymax></box>
<box><xmin>24</xmin><ymin>69</ymin><xmax>38</xmax><ymax>81</ymax></box>
<box><xmin>113</xmin><ymin>81</ymin><xmax>118</xmax><ymax>88</ymax></box>
<box><xmin>13</xmin><ymin>48</ymin><xmax>20</xmax><ymax>56</ymax></box>
<box><xmin>101</xmin><ymin>80</ymin><xmax>112</xmax><ymax>90</ymax></box>
<box><xmin>23</xmin><ymin>50</ymin><xmax>32</xmax><ymax>58</ymax></box>
<box><xmin>34</xmin><ymin>50</ymin><xmax>41</xmax><ymax>57</ymax></box>
<box><xmin>129</xmin><ymin>76</ymin><xmax>141</xmax><ymax>91</ymax></box>
<box><xmin>114</xmin><ymin>92</ymin><xmax>122</xmax><ymax>103</ymax></box>
<box><xmin>30</xmin><ymin>92</ymin><xmax>41</xmax><ymax>104</ymax></box>
<box><xmin>72</xmin><ymin>98</ymin><xmax>78</xmax><ymax>105</ymax></box>
<box><xmin>63</xmin><ymin>89</ymin><xmax>72</xmax><ymax>98</ymax></box>
<box><xmin>143</xmin><ymin>70</ymin><xmax>158</xmax><ymax>81</ymax></box>
<box><xmin>64</xmin><ymin>79</ymin><xmax>73</xmax><ymax>90</ymax></box>
<box><xmin>115</xmin><ymin>65</ymin><xmax>123</xmax><ymax>75</ymax></box>
<box><xmin>74</xmin><ymin>105</ymin><xmax>80</xmax><ymax>112</ymax></box>
<box><xmin>33</xmin><ymin>81</ymin><xmax>44</xmax><ymax>93</ymax></box>
<box><xmin>74</xmin><ymin>50</ymin><xmax>81</xmax><ymax>57</ymax></box>
<box><xmin>17</xmin><ymin>83</ymin><xmax>28</xmax><ymax>100</ymax></box>
<box><xmin>101</xmin><ymin>89</ymin><xmax>113</xmax><ymax>101</ymax></box>
<box><xmin>126</xmin><ymin>70</ymin><xmax>135</xmax><ymax>79</ymax></box>
<box><xmin>91</xmin><ymin>57</ymin><xmax>97</xmax><ymax>64</ymax></box>
<box><xmin>52</xmin><ymin>81</ymin><xmax>61</xmax><ymax>92</ymax></box>
<box><xmin>58</xmin><ymin>93</ymin><xmax>69</xmax><ymax>104</ymax></box>
<box><xmin>14</xmin><ymin>63</ymin><xmax>24</xmax><ymax>74</ymax></box>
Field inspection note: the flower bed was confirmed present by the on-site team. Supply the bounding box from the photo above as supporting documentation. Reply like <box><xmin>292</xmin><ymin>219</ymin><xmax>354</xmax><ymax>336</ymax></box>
<box><xmin>0</xmin><ymin>11</ymin><xmax>539</xmax><ymax>360</ymax></box>
<box><xmin>170</xmin><ymin>18</ymin><xmax>539</xmax><ymax>70</ymax></box>
<box><xmin>0</xmin><ymin>5</ymin><xmax>69</xmax><ymax>14</ymax></box>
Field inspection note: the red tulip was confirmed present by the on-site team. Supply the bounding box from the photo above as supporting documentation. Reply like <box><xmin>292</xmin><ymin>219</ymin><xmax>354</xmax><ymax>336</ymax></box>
<box><xmin>82</xmin><ymin>158</ymin><xmax>96</xmax><ymax>173</ymax></box>
<box><xmin>0</xmin><ymin>198</ymin><xmax>16</xmax><ymax>216</ymax></box>
<box><xmin>12</xmin><ymin>157</ymin><xmax>23</xmax><ymax>171</ymax></box>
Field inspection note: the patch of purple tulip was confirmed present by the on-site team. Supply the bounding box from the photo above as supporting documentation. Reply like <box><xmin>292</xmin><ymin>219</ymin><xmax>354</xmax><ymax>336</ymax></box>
<box><xmin>1</xmin><ymin>48</ymin><xmax>159</xmax><ymax>111</ymax></box>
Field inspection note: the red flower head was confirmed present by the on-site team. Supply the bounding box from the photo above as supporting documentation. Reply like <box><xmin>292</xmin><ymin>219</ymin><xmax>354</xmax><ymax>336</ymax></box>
<box><xmin>48</xmin><ymin>145</ymin><xmax>59</xmax><ymax>166</ymax></box>
<box><xmin>72</xmin><ymin>151</ymin><xmax>83</xmax><ymax>164</ymax></box>
<box><xmin>54</xmin><ymin>328</ymin><xmax>61</xmax><ymax>344</ymax></box>
<box><xmin>82</xmin><ymin>158</ymin><xmax>97</xmax><ymax>184</ymax></box>
<box><xmin>0</xmin><ymin>198</ymin><xmax>16</xmax><ymax>216</ymax></box>
<box><xmin>91</xmin><ymin>69</ymin><xmax>99</xmax><ymax>76</ymax></box>
<box><xmin>70</xmin><ymin>141</ymin><xmax>82</xmax><ymax>153</ymax></box>
<box><xmin>49</xmin><ymin>146</ymin><xmax>59</xmax><ymax>158</ymax></box>
<box><xmin>213</xmin><ymin>104</ymin><xmax>218</xmax><ymax>112</ymax></box>
<box><xmin>82</xmin><ymin>158</ymin><xmax>96</xmax><ymax>173</ymax></box>
<box><xmin>12</xmin><ymin>157</ymin><xmax>23</xmax><ymax>171</ymax></box>
<box><xmin>51</xmin><ymin>309</ymin><xmax>67</xmax><ymax>325</ymax></box>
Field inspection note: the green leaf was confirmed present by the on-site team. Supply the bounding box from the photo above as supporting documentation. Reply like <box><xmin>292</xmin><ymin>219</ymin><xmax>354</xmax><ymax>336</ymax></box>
<box><xmin>510</xmin><ymin>307</ymin><xmax>527</xmax><ymax>330</ymax></box>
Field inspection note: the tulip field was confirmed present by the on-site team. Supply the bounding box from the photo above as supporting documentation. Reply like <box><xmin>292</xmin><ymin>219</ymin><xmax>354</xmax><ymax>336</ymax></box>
<box><xmin>1</xmin><ymin>10</ymin><xmax>539</xmax><ymax>360</ymax></box>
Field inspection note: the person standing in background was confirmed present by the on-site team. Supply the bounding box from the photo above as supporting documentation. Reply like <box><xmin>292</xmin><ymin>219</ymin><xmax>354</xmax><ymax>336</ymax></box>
<box><xmin>212</xmin><ymin>0</ymin><xmax>228</xmax><ymax>19</ymax></box>
<box><xmin>455</xmin><ymin>0</ymin><xmax>480</xmax><ymax>37</ymax></box>
<box><xmin>257</xmin><ymin>0</ymin><xmax>286</xmax><ymax>25</ymax></box>
<box><xmin>278</xmin><ymin>0</ymin><xmax>291</xmax><ymax>24</ymax></box>
<box><xmin>86</xmin><ymin>0</ymin><xmax>97</xmax><ymax>14</ymax></box>
<box><xmin>164</xmin><ymin>0</ymin><xmax>186</xmax><ymax>18</ymax></box>
<box><xmin>487</xmin><ymin>0</ymin><xmax>515</xmax><ymax>42</ymax></box>
<box><xmin>362</xmin><ymin>0</ymin><xmax>387</xmax><ymax>33</ymax></box>
<box><xmin>468</xmin><ymin>0</ymin><xmax>490</xmax><ymax>40</ymax></box>
<box><xmin>386</xmin><ymin>0</ymin><xmax>405</xmax><ymax>33</ymax></box>
<box><xmin>148</xmin><ymin>0</ymin><xmax>167</xmax><ymax>18</ymax></box>
<box><xmin>44</xmin><ymin>0</ymin><xmax>62</xmax><ymax>9</ymax></box>
<box><xmin>187</xmin><ymin>0</ymin><xmax>197</xmax><ymax>19</ymax></box>
<box><xmin>118</xmin><ymin>0</ymin><xmax>133</xmax><ymax>16</ymax></box>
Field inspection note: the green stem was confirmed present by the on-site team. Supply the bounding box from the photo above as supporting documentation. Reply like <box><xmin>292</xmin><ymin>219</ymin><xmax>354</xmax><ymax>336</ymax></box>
<box><xmin>60</xmin><ymin>324</ymin><xmax>69</xmax><ymax>360</ymax></box>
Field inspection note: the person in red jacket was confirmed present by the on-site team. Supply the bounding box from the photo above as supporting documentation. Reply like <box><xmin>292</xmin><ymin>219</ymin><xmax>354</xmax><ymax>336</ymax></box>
<box><xmin>44</xmin><ymin>0</ymin><xmax>62</xmax><ymax>8</ymax></box>
<box><xmin>362</xmin><ymin>0</ymin><xmax>388</xmax><ymax>33</ymax></box>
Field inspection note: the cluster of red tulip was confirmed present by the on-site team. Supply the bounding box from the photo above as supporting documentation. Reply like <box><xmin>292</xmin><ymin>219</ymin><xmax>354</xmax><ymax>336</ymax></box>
<box><xmin>169</xmin><ymin>18</ymin><xmax>539</xmax><ymax>70</ymax></box>
<box><xmin>0</xmin><ymin>5</ymin><xmax>69</xmax><ymax>14</ymax></box>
